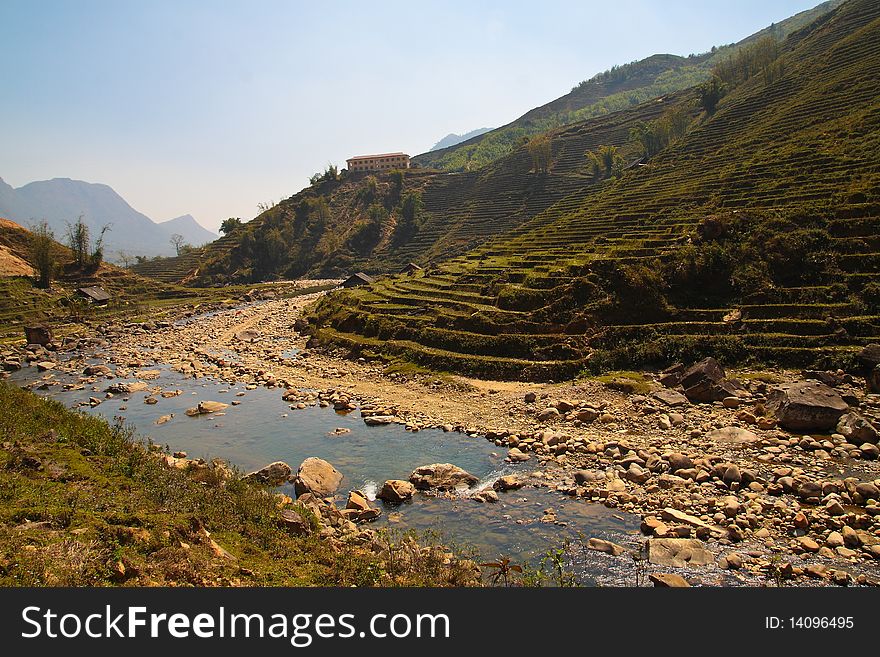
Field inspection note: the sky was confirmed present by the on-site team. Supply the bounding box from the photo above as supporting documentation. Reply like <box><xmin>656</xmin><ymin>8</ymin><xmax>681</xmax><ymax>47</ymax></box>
<box><xmin>0</xmin><ymin>0</ymin><xmax>826</xmax><ymax>232</ymax></box>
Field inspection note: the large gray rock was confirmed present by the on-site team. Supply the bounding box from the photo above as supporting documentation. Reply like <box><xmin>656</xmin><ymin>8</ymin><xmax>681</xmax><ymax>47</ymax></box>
<box><xmin>767</xmin><ymin>381</ymin><xmax>848</xmax><ymax>432</ymax></box>
<box><xmin>243</xmin><ymin>461</ymin><xmax>292</xmax><ymax>486</ymax></box>
<box><xmin>293</xmin><ymin>458</ymin><xmax>343</xmax><ymax>497</ymax></box>
<box><xmin>277</xmin><ymin>508</ymin><xmax>312</xmax><ymax>536</ymax></box>
<box><xmin>857</xmin><ymin>344</ymin><xmax>880</xmax><ymax>370</ymax></box>
<box><xmin>838</xmin><ymin>412</ymin><xmax>879</xmax><ymax>445</ymax></box>
<box><xmin>409</xmin><ymin>463</ymin><xmax>479</xmax><ymax>490</ymax></box>
<box><xmin>653</xmin><ymin>389</ymin><xmax>689</xmax><ymax>407</ymax></box>
<box><xmin>679</xmin><ymin>357</ymin><xmax>745</xmax><ymax>402</ymax></box>
<box><xmin>647</xmin><ymin>538</ymin><xmax>713</xmax><ymax>567</ymax></box>
<box><xmin>706</xmin><ymin>426</ymin><xmax>760</xmax><ymax>445</ymax></box>
<box><xmin>870</xmin><ymin>365</ymin><xmax>880</xmax><ymax>395</ymax></box>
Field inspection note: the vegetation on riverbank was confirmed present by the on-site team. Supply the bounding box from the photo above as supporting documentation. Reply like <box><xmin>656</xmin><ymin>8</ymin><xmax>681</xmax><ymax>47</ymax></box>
<box><xmin>0</xmin><ymin>382</ymin><xmax>479</xmax><ymax>586</ymax></box>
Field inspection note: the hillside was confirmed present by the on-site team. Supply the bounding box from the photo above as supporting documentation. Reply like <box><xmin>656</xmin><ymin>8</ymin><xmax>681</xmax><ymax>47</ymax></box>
<box><xmin>0</xmin><ymin>218</ymin><xmax>209</xmax><ymax>341</ymax></box>
<box><xmin>306</xmin><ymin>0</ymin><xmax>880</xmax><ymax>380</ymax></box>
<box><xmin>131</xmin><ymin>2</ymin><xmax>847</xmax><ymax>287</ymax></box>
<box><xmin>411</xmin><ymin>0</ymin><xmax>844</xmax><ymax>172</ymax></box>
<box><xmin>160</xmin><ymin>92</ymin><xmax>674</xmax><ymax>286</ymax></box>
<box><xmin>0</xmin><ymin>177</ymin><xmax>209</xmax><ymax>259</ymax></box>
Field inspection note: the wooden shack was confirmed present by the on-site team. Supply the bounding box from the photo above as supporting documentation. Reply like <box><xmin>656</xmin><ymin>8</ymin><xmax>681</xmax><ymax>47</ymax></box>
<box><xmin>340</xmin><ymin>272</ymin><xmax>375</xmax><ymax>288</ymax></box>
<box><xmin>77</xmin><ymin>285</ymin><xmax>111</xmax><ymax>305</ymax></box>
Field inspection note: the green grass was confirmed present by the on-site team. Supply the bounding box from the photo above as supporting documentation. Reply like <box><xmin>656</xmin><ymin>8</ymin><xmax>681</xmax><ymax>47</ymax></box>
<box><xmin>590</xmin><ymin>371</ymin><xmax>654</xmax><ymax>394</ymax></box>
<box><xmin>0</xmin><ymin>382</ymin><xmax>479</xmax><ymax>587</ymax></box>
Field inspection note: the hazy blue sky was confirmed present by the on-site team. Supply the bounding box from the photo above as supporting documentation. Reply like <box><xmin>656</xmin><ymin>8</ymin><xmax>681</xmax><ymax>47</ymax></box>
<box><xmin>1</xmin><ymin>0</ymin><xmax>824</xmax><ymax>231</ymax></box>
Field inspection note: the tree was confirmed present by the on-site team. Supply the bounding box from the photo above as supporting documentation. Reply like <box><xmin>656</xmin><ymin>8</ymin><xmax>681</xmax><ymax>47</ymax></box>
<box><xmin>220</xmin><ymin>217</ymin><xmax>243</xmax><ymax>235</ymax></box>
<box><xmin>116</xmin><ymin>251</ymin><xmax>134</xmax><ymax>268</ymax></box>
<box><xmin>29</xmin><ymin>221</ymin><xmax>56</xmax><ymax>289</ymax></box>
<box><xmin>90</xmin><ymin>224</ymin><xmax>110</xmax><ymax>268</ymax></box>
<box><xmin>170</xmin><ymin>233</ymin><xmax>186</xmax><ymax>255</ymax></box>
<box><xmin>527</xmin><ymin>135</ymin><xmax>552</xmax><ymax>174</ymax></box>
<box><xmin>66</xmin><ymin>216</ymin><xmax>90</xmax><ymax>267</ymax></box>
<box><xmin>586</xmin><ymin>145</ymin><xmax>623</xmax><ymax>178</ymax></box>
<box><xmin>699</xmin><ymin>76</ymin><xmax>725</xmax><ymax>114</ymax></box>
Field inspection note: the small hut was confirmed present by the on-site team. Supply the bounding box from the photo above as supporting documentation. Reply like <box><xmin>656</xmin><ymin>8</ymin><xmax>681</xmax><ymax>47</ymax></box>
<box><xmin>340</xmin><ymin>272</ymin><xmax>375</xmax><ymax>288</ymax></box>
<box><xmin>77</xmin><ymin>285</ymin><xmax>111</xmax><ymax>305</ymax></box>
<box><xmin>400</xmin><ymin>262</ymin><xmax>423</xmax><ymax>275</ymax></box>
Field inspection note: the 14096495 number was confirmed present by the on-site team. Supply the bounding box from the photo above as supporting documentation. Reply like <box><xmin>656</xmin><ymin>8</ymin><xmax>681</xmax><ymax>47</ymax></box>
<box><xmin>790</xmin><ymin>617</ymin><xmax>854</xmax><ymax>629</ymax></box>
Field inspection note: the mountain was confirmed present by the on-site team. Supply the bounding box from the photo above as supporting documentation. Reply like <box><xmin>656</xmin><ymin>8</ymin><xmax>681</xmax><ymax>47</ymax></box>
<box><xmin>429</xmin><ymin>128</ymin><xmax>493</xmax><ymax>152</ymax></box>
<box><xmin>299</xmin><ymin>0</ymin><xmax>880</xmax><ymax>380</ymax></box>
<box><xmin>412</xmin><ymin>0</ymin><xmax>845</xmax><ymax>172</ymax></box>
<box><xmin>156</xmin><ymin>2</ymin><xmax>851</xmax><ymax>288</ymax></box>
<box><xmin>158</xmin><ymin>214</ymin><xmax>217</xmax><ymax>247</ymax></box>
<box><xmin>0</xmin><ymin>177</ymin><xmax>207</xmax><ymax>259</ymax></box>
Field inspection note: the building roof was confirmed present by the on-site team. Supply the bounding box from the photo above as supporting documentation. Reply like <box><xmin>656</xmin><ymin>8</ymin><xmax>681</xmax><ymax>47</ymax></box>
<box><xmin>343</xmin><ymin>272</ymin><xmax>375</xmax><ymax>284</ymax></box>
<box><xmin>400</xmin><ymin>262</ymin><xmax>423</xmax><ymax>272</ymax></box>
<box><xmin>346</xmin><ymin>152</ymin><xmax>409</xmax><ymax>162</ymax></box>
<box><xmin>77</xmin><ymin>285</ymin><xmax>111</xmax><ymax>302</ymax></box>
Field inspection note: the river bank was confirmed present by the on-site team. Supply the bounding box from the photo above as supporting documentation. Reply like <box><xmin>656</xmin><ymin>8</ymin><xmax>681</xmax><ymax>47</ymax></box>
<box><xmin>4</xmin><ymin>289</ymin><xmax>880</xmax><ymax>586</ymax></box>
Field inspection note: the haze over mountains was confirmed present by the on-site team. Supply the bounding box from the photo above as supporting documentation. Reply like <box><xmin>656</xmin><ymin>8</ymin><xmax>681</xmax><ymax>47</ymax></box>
<box><xmin>0</xmin><ymin>177</ymin><xmax>216</xmax><ymax>259</ymax></box>
<box><xmin>429</xmin><ymin>128</ymin><xmax>493</xmax><ymax>152</ymax></box>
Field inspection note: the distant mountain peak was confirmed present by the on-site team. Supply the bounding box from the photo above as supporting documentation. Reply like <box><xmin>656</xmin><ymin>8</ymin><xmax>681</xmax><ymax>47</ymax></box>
<box><xmin>429</xmin><ymin>128</ymin><xmax>493</xmax><ymax>152</ymax></box>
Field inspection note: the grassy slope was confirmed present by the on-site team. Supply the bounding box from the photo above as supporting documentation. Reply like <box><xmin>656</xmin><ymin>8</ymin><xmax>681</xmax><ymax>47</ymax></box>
<box><xmin>410</xmin><ymin>0</ymin><xmax>844</xmax><ymax>172</ymax></box>
<box><xmin>0</xmin><ymin>382</ymin><xmax>475</xmax><ymax>586</ymax></box>
<box><xmin>309</xmin><ymin>0</ymin><xmax>880</xmax><ymax>380</ymax></box>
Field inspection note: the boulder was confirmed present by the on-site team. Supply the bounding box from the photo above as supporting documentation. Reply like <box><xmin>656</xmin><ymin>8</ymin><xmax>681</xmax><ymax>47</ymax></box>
<box><xmin>277</xmin><ymin>508</ymin><xmax>312</xmax><ymax>536</ymax></box>
<box><xmin>346</xmin><ymin>490</ymin><xmax>372</xmax><ymax>512</ymax></box>
<box><xmin>185</xmin><ymin>400</ymin><xmax>229</xmax><ymax>416</ymax></box>
<box><xmin>293</xmin><ymin>458</ymin><xmax>343</xmax><ymax>497</ymax></box>
<box><xmin>344</xmin><ymin>491</ymin><xmax>381</xmax><ymax>522</ymax></box>
<box><xmin>649</xmin><ymin>573</ymin><xmax>691</xmax><ymax>588</ymax></box>
<box><xmin>506</xmin><ymin>447</ymin><xmax>531</xmax><ymax>462</ymax></box>
<box><xmin>574</xmin><ymin>469</ymin><xmax>604</xmax><ymax>485</ymax></box>
<box><xmin>870</xmin><ymin>365</ymin><xmax>880</xmax><ymax>395</ymax></box>
<box><xmin>666</xmin><ymin>453</ymin><xmax>694</xmax><ymax>473</ymax></box>
<box><xmin>587</xmin><ymin>538</ymin><xmax>626</xmax><ymax>556</ymax></box>
<box><xmin>25</xmin><ymin>326</ymin><xmax>53</xmax><ymax>346</ymax></box>
<box><xmin>653</xmin><ymin>389</ymin><xmax>689</xmax><ymax>407</ymax></box>
<box><xmin>659</xmin><ymin>363</ymin><xmax>685</xmax><ymax>388</ymax></box>
<box><xmin>377</xmin><ymin>479</ymin><xmax>415</xmax><ymax>503</ymax></box>
<box><xmin>243</xmin><ymin>461</ymin><xmax>292</xmax><ymax>486</ymax></box>
<box><xmin>409</xmin><ymin>463</ymin><xmax>479</xmax><ymax>490</ymax></box>
<box><xmin>83</xmin><ymin>364</ymin><xmax>113</xmax><ymax>377</ymax></box>
<box><xmin>363</xmin><ymin>415</ymin><xmax>395</xmax><ymax>426</ymax></box>
<box><xmin>647</xmin><ymin>538</ymin><xmax>714</xmax><ymax>567</ymax></box>
<box><xmin>234</xmin><ymin>329</ymin><xmax>261</xmax><ymax>342</ymax></box>
<box><xmin>493</xmin><ymin>475</ymin><xmax>522</xmax><ymax>492</ymax></box>
<box><xmin>536</xmin><ymin>407</ymin><xmax>560</xmax><ymax>422</ymax></box>
<box><xmin>680</xmin><ymin>357</ymin><xmax>744</xmax><ymax>402</ymax></box>
<box><xmin>857</xmin><ymin>344</ymin><xmax>880</xmax><ymax>371</ymax></box>
<box><xmin>706</xmin><ymin>426</ymin><xmax>760</xmax><ymax>445</ymax></box>
<box><xmin>837</xmin><ymin>412</ymin><xmax>878</xmax><ymax>445</ymax></box>
<box><xmin>767</xmin><ymin>382</ymin><xmax>848</xmax><ymax>432</ymax></box>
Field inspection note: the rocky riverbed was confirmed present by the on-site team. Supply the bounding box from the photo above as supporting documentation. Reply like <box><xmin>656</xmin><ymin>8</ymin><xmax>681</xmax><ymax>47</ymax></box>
<box><xmin>3</xmin><ymin>289</ymin><xmax>879</xmax><ymax>587</ymax></box>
